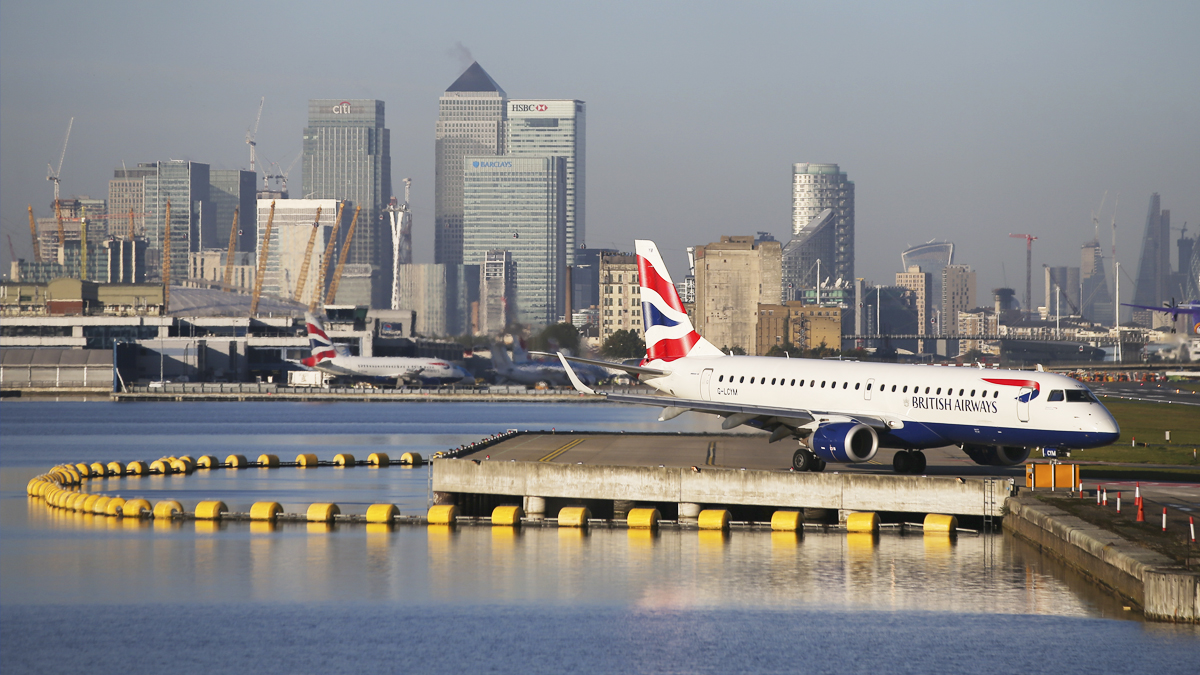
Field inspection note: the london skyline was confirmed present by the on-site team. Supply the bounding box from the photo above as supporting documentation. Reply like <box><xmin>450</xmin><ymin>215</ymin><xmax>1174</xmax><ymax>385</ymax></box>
<box><xmin>2</xmin><ymin>1</ymin><xmax>1197</xmax><ymax>301</ymax></box>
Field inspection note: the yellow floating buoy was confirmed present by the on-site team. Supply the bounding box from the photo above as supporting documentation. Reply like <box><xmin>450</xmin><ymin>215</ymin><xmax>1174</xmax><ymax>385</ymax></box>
<box><xmin>105</xmin><ymin>497</ymin><xmax>127</xmax><ymax>516</ymax></box>
<box><xmin>26</xmin><ymin>478</ymin><xmax>42</xmax><ymax>496</ymax></box>
<box><xmin>366</xmin><ymin>504</ymin><xmax>399</xmax><ymax>523</ymax></box>
<box><xmin>178</xmin><ymin>455</ymin><xmax>194</xmax><ymax>464</ymax></box>
<box><xmin>250</xmin><ymin>501</ymin><xmax>282</xmax><ymax>521</ymax></box>
<box><xmin>295</xmin><ymin>453</ymin><xmax>319</xmax><ymax>467</ymax></box>
<box><xmin>427</xmin><ymin>504</ymin><xmax>458</xmax><ymax>525</ymax></box>
<box><xmin>74</xmin><ymin>463</ymin><xmax>92</xmax><ymax>478</ymax></box>
<box><xmin>149</xmin><ymin>459</ymin><xmax>173</xmax><ymax>475</ymax></box>
<box><xmin>106</xmin><ymin>461</ymin><xmax>125</xmax><ymax>476</ymax></box>
<box><xmin>771</xmin><ymin>510</ymin><xmax>804</xmax><ymax>532</ymax></box>
<box><xmin>558</xmin><ymin>506</ymin><xmax>591</xmax><ymax>528</ymax></box>
<box><xmin>626</xmin><ymin>507</ymin><xmax>661</xmax><ymax>529</ymax></box>
<box><xmin>126</xmin><ymin>461</ymin><xmax>149</xmax><ymax>476</ymax></box>
<box><xmin>168</xmin><ymin>458</ymin><xmax>194</xmax><ymax>475</ymax></box>
<box><xmin>491</xmin><ymin>504</ymin><xmax>524</xmax><ymax>526</ymax></box>
<box><xmin>697</xmin><ymin>509</ymin><xmax>731</xmax><ymax>531</ymax></box>
<box><xmin>89</xmin><ymin>462</ymin><xmax>107</xmax><ymax>477</ymax></box>
<box><xmin>225</xmin><ymin>454</ymin><xmax>248</xmax><ymax>468</ymax></box>
<box><xmin>400</xmin><ymin>452</ymin><xmax>423</xmax><ymax>467</ymax></box>
<box><xmin>367</xmin><ymin>452</ymin><xmax>389</xmax><ymax>467</ymax></box>
<box><xmin>845</xmin><ymin>512</ymin><xmax>880</xmax><ymax>533</ymax></box>
<box><xmin>153</xmin><ymin>500</ymin><xmax>184</xmax><ymax>519</ymax></box>
<box><xmin>81</xmin><ymin>494</ymin><xmax>102</xmax><ymax>512</ymax></box>
<box><xmin>92</xmin><ymin>496</ymin><xmax>112</xmax><ymax>515</ymax></box>
<box><xmin>923</xmin><ymin>513</ymin><xmax>958</xmax><ymax>534</ymax></box>
<box><xmin>122</xmin><ymin>499</ymin><xmax>152</xmax><ymax>518</ymax></box>
<box><xmin>195</xmin><ymin>455</ymin><xmax>219</xmax><ymax>469</ymax></box>
<box><xmin>306</xmin><ymin>503</ymin><xmax>340</xmax><ymax>523</ymax></box>
<box><xmin>257</xmin><ymin>454</ymin><xmax>279</xmax><ymax>468</ymax></box>
<box><xmin>68</xmin><ymin>493</ymin><xmax>90</xmax><ymax>511</ymax></box>
<box><xmin>333</xmin><ymin>453</ymin><xmax>355</xmax><ymax>467</ymax></box>
<box><xmin>195</xmin><ymin>501</ymin><xmax>228</xmax><ymax>520</ymax></box>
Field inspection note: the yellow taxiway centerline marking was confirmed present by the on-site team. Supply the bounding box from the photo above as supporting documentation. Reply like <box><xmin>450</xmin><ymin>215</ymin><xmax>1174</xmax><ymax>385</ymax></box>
<box><xmin>538</xmin><ymin>438</ymin><xmax>585</xmax><ymax>463</ymax></box>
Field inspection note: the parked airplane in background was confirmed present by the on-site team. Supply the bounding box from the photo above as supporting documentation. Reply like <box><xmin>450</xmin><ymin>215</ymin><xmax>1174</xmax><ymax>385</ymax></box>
<box><xmin>1123</xmin><ymin>297</ymin><xmax>1200</xmax><ymax>334</ymax></box>
<box><xmin>299</xmin><ymin>313</ymin><xmax>469</xmax><ymax>386</ymax></box>
<box><xmin>491</xmin><ymin>341</ymin><xmax>609</xmax><ymax>388</ymax></box>
<box><xmin>558</xmin><ymin>240</ymin><xmax>1121</xmax><ymax>474</ymax></box>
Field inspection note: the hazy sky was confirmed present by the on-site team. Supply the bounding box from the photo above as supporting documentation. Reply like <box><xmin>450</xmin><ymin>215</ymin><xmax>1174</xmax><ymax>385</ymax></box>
<box><xmin>2</xmin><ymin>1</ymin><xmax>1197</xmax><ymax>305</ymax></box>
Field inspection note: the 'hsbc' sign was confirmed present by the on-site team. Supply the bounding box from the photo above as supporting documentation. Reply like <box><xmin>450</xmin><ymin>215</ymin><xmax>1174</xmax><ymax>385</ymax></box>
<box><xmin>510</xmin><ymin>103</ymin><xmax>549</xmax><ymax>113</ymax></box>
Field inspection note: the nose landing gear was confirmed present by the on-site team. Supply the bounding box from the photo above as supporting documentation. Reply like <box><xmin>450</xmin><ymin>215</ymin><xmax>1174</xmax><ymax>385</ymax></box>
<box><xmin>892</xmin><ymin>450</ymin><xmax>927</xmax><ymax>474</ymax></box>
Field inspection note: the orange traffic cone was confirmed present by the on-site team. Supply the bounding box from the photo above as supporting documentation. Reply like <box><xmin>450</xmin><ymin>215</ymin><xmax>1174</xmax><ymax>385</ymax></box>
<box><xmin>1136</xmin><ymin>498</ymin><xmax>1145</xmax><ymax>522</ymax></box>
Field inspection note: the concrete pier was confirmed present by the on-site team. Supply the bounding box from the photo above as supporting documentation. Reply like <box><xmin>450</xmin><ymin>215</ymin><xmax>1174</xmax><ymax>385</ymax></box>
<box><xmin>432</xmin><ymin>459</ymin><xmax>1005</xmax><ymax>518</ymax></box>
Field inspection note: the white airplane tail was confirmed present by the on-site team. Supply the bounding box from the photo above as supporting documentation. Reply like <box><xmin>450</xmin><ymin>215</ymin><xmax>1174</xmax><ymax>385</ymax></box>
<box><xmin>634</xmin><ymin>240</ymin><xmax>724</xmax><ymax>361</ymax></box>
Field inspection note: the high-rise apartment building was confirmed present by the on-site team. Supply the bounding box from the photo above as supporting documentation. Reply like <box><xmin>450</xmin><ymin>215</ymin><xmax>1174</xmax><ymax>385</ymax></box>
<box><xmin>792</xmin><ymin>163</ymin><xmax>854</xmax><ymax>284</ymax></box>
<box><xmin>782</xmin><ymin>209</ymin><xmax>833</xmax><ymax>299</ymax></box>
<box><xmin>479</xmin><ymin>250</ymin><xmax>515</xmax><ymax>335</ymax></box>
<box><xmin>143</xmin><ymin>160</ymin><xmax>209</xmax><ymax>282</ymax></box>
<box><xmin>1043</xmin><ymin>266</ymin><xmax>1081</xmax><ymax>316</ymax></box>
<box><xmin>435</xmin><ymin>63</ymin><xmax>507</xmax><ymax>267</ymax></box>
<box><xmin>900</xmin><ymin>241</ymin><xmax>953</xmax><ymax>316</ymax></box>
<box><xmin>599</xmin><ymin>253</ymin><xmax>641</xmax><ymax>343</ymax></box>
<box><xmin>1080</xmin><ymin>238</ymin><xmax>1113</xmax><ymax>325</ymax></box>
<box><xmin>941</xmin><ymin>264</ymin><xmax>976</xmax><ymax>336</ymax></box>
<box><xmin>301</xmin><ymin>99</ymin><xmax>392</xmax><ymax>307</ymax></box>
<box><xmin>255</xmin><ymin>199</ymin><xmax>346</xmax><ymax>304</ymax></box>
<box><xmin>462</xmin><ymin>156</ymin><xmax>565</xmax><ymax>327</ymax></box>
<box><xmin>209</xmin><ymin>170</ymin><xmax>257</xmax><ymax>252</ymax></box>
<box><xmin>109</xmin><ymin>165</ymin><xmax>157</xmax><ymax>241</ymax></box>
<box><xmin>896</xmin><ymin>266</ymin><xmax>932</xmax><ymax>350</ymax></box>
<box><xmin>506</xmin><ymin>99</ymin><xmax>585</xmax><ymax>264</ymax></box>
<box><xmin>694</xmin><ymin>236</ymin><xmax>782</xmax><ymax>355</ymax></box>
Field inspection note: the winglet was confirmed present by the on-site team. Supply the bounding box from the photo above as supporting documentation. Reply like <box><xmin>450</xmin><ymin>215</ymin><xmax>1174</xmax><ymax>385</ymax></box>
<box><xmin>557</xmin><ymin>351</ymin><xmax>596</xmax><ymax>395</ymax></box>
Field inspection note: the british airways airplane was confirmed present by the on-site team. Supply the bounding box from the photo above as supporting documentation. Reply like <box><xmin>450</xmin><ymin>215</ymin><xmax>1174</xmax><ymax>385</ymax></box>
<box><xmin>298</xmin><ymin>313</ymin><xmax>470</xmax><ymax>386</ymax></box>
<box><xmin>558</xmin><ymin>240</ymin><xmax>1121</xmax><ymax>474</ymax></box>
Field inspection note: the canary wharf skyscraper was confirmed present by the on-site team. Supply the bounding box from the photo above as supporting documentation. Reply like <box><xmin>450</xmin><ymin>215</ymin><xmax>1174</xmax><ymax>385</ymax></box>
<box><xmin>792</xmin><ymin>163</ymin><xmax>854</xmax><ymax>284</ymax></box>
<box><xmin>506</xmin><ymin>99</ymin><xmax>585</xmax><ymax>265</ymax></box>
<box><xmin>301</xmin><ymin>99</ymin><xmax>392</xmax><ymax>307</ymax></box>
<box><xmin>435</xmin><ymin>62</ymin><xmax>507</xmax><ymax>266</ymax></box>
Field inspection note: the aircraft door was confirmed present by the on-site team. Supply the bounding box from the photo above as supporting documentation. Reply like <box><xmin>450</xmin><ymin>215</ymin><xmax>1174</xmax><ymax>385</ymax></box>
<box><xmin>865</xmin><ymin>378</ymin><xmax>874</xmax><ymax>401</ymax></box>
<box><xmin>1017</xmin><ymin>387</ymin><xmax>1032</xmax><ymax>423</ymax></box>
<box><xmin>700</xmin><ymin>368</ymin><xmax>714</xmax><ymax>401</ymax></box>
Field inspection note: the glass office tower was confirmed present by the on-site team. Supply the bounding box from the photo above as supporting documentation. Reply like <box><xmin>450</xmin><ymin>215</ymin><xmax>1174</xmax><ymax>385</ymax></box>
<box><xmin>435</xmin><ymin>62</ymin><xmax>507</xmax><ymax>266</ymax></box>
<box><xmin>302</xmin><ymin>99</ymin><xmax>392</xmax><ymax>307</ymax></box>
<box><xmin>143</xmin><ymin>160</ymin><xmax>209</xmax><ymax>282</ymax></box>
<box><xmin>506</xmin><ymin>99</ymin><xmax>585</xmax><ymax>264</ymax></box>
<box><xmin>209</xmin><ymin>169</ymin><xmax>257</xmax><ymax>252</ymax></box>
<box><xmin>463</xmin><ymin>156</ymin><xmax>565</xmax><ymax>327</ymax></box>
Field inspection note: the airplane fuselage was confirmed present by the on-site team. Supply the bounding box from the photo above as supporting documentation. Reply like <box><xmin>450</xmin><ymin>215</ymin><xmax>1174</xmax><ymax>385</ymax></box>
<box><xmin>316</xmin><ymin>356</ymin><xmax>467</xmax><ymax>385</ymax></box>
<box><xmin>644</xmin><ymin>355</ymin><xmax>1120</xmax><ymax>450</ymax></box>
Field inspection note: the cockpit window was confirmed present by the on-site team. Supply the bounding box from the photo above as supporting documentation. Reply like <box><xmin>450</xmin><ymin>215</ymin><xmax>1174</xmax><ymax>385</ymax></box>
<box><xmin>1047</xmin><ymin>390</ymin><xmax>1064</xmax><ymax>402</ymax></box>
<box><xmin>1065</xmin><ymin>390</ymin><xmax>1098</xmax><ymax>403</ymax></box>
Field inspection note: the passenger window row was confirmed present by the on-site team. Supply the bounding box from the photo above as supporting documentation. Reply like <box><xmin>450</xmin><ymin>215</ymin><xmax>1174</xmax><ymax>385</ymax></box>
<box><xmin>714</xmin><ymin>374</ymin><xmax>1002</xmax><ymax>398</ymax></box>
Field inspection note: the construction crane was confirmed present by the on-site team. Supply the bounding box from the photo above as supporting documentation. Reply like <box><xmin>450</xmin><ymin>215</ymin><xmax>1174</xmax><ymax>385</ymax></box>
<box><xmin>310</xmin><ymin>202</ymin><xmax>344</xmax><ymax>312</ymax></box>
<box><xmin>386</xmin><ymin>179</ymin><xmax>414</xmax><ymax>309</ymax></box>
<box><xmin>27</xmin><ymin>205</ymin><xmax>42</xmax><ymax>263</ymax></box>
<box><xmin>246</xmin><ymin>98</ymin><xmax>263</xmax><ymax>173</ymax></box>
<box><xmin>1009</xmin><ymin>233</ymin><xmax>1038</xmax><ymax>320</ymax></box>
<box><xmin>46</xmin><ymin>117</ymin><xmax>73</xmax><ymax>203</ymax></box>
<box><xmin>163</xmin><ymin>200</ymin><xmax>172</xmax><ymax>313</ymax></box>
<box><xmin>292</xmin><ymin>206</ymin><xmax>322</xmax><ymax>303</ymax></box>
<box><xmin>326</xmin><ymin>206</ymin><xmax>361</xmax><ymax>305</ymax></box>
<box><xmin>263</xmin><ymin>154</ymin><xmax>300</xmax><ymax>195</ymax></box>
<box><xmin>7</xmin><ymin>234</ymin><xmax>17</xmax><ymax>263</ymax></box>
<box><xmin>223</xmin><ymin>208</ymin><xmax>240</xmax><ymax>289</ymax></box>
<box><xmin>250</xmin><ymin>201</ymin><xmax>276</xmax><ymax>316</ymax></box>
<box><xmin>54</xmin><ymin>200</ymin><xmax>66</xmax><ymax>260</ymax></box>
<box><xmin>1090</xmin><ymin>191</ymin><xmax>1107</xmax><ymax>243</ymax></box>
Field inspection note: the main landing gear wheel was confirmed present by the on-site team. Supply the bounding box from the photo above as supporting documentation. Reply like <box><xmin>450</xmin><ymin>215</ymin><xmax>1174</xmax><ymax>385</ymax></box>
<box><xmin>792</xmin><ymin>449</ymin><xmax>814</xmax><ymax>471</ymax></box>
<box><xmin>812</xmin><ymin>458</ymin><xmax>827</xmax><ymax>472</ymax></box>
<box><xmin>892</xmin><ymin>450</ymin><xmax>927</xmax><ymax>474</ymax></box>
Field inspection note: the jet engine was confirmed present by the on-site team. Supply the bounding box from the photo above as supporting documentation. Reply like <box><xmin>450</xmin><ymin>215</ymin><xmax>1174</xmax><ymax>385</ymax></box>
<box><xmin>810</xmin><ymin>422</ymin><xmax>879</xmax><ymax>463</ymax></box>
<box><xmin>962</xmin><ymin>444</ymin><xmax>1030</xmax><ymax>466</ymax></box>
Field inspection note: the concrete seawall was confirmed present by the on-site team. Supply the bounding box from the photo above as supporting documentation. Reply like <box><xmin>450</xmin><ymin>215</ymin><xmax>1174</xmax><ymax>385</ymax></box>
<box><xmin>432</xmin><ymin>459</ymin><xmax>1004</xmax><ymax>517</ymax></box>
<box><xmin>1004</xmin><ymin>495</ymin><xmax>1198</xmax><ymax>622</ymax></box>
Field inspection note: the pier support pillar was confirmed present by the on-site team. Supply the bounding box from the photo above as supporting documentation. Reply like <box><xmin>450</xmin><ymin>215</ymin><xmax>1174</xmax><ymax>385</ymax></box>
<box><xmin>523</xmin><ymin>496</ymin><xmax>546</xmax><ymax>520</ymax></box>
<box><xmin>678</xmin><ymin>502</ymin><xmax>702</xmax><ymax>520</ymax></box>
<box><xmin>613</xmin><ymin>500</ymin><xmax>636</xmax><ymax>519</ymax></box>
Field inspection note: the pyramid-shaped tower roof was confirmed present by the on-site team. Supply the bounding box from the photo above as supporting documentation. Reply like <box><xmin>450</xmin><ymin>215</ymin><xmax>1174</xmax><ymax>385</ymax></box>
<box><xmin>445</xmin><ymin>62</ymin><xmax>506</xmax><ymax>96</ymax></box>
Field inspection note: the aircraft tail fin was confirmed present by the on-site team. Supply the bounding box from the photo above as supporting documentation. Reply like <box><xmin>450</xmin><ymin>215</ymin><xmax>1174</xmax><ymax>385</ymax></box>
<box><xmin>491</xmin><ymin>342</ymin><xmax>513</xmax><ymax>371</ymax></box>
<box><xmin>302</xmin><ymin>313</ymin><xmax>337</xmax><ymax>367</ymax></box>
<box><xmin>634</xmin><ymin>240</ymin><xmax>724</xmax><ymax>361</ymax></box>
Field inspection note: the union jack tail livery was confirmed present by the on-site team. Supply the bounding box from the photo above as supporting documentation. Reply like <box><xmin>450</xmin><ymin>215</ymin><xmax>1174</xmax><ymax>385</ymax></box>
<box><xmin>301</xmin><ymin>313</ymin><xmax>337</xmax><ymax>367</ymax></box>
<box><xmin>635</xmin><ymin>240</ymin><xmax>723</xmax><ymax>362</ymax></box>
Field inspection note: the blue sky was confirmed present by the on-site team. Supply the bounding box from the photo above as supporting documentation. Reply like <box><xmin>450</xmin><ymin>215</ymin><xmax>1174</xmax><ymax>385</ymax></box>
<box><xmin>2</xmin><ymin>0</ymin><xmax>1197</xmax><ymax>302</ymax></box>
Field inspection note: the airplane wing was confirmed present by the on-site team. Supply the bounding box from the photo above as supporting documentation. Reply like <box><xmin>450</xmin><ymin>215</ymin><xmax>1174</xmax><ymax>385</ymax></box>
<box><xmin>313</xmin><ymin>361</ymin><xmax>357</xmax><ymax>377</ymax></box>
